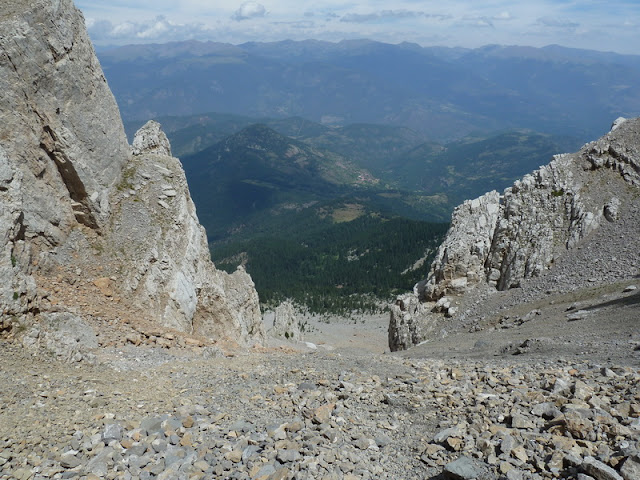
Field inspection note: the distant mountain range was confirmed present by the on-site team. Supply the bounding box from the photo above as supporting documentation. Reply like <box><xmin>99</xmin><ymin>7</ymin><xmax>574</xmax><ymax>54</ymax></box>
<box><xmin>100</xmin><ymin>39</ymin><xmax>640</xmax><ymax>142</ymax></box>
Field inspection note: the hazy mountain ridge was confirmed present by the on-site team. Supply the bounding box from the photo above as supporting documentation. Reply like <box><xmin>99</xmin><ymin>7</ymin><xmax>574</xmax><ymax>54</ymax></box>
<box><xmin>99</xmin><ymin>39</ymin><xmax>640</xmax><ymax>141</ymax></box>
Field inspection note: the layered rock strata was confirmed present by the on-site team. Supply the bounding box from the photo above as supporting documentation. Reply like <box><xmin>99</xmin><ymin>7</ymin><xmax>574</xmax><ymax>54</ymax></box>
<box><xmin>390</xmin><ymin>117</ymin><xmax>640</xmax><ymax>351</ymax></box>
<box><xmin>0</xmin><ymin>0</ymin><xmax>264</xmax><ymax>349</ymax></box>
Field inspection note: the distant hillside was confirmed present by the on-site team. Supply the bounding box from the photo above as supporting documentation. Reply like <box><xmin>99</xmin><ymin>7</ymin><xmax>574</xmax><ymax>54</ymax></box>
<box><xmin>391</xmin><ymin>130</ymin><xmax>581</xmax><ymax>205</ymax></box>
<box><xmin>179</xmin><ymin>117</ymin><xmax>576</xmax><ymax>236</ymax></box>
<box><xmin>182</xmin><ymin>124</ymin><xmax>384</xmax><ymax>241</ymax></box>
<box><xmin>212</xmin><ymin>213</ymin><xmax>449</xmax><ymax>315</ymax></box>
<box><xmin>100</xmin><ymin>40</ymin><xmax>640</xmax><ymax>142</ymax></box>
<box><xmin>125</xmin><ymin>113</ymin><xmax>428</xmax><ymax>162</ymax></box>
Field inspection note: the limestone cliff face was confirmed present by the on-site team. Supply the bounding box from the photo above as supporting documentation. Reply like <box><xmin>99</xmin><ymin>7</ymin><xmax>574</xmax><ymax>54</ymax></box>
<box><xmin>0</xmin><ymin>0</ymin><xmax>264</xmax><ymax>347</ymax></box>
<box><xmin>390</xmin><ymin>117</ymin><xmax>640</xmax><ymax>351</ymax></box>
<box><xmin>111</xmin><ymin>121</ymin><xmax>264</xmax><ymax>343</ymax></box>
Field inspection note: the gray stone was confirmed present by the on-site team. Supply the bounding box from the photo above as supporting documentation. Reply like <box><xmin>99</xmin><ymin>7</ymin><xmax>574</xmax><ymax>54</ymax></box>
<box><xmin>620</xmin><ymin>456</ymin><xmax>640</xmax><ymax>480</ymax></box>
<box><xmin>277</xmin><ymin>449</ymin><xmax>301</xmax><ymax>463</ymax></box>
<box><xmin>444</xmin><ymin>456</ymin><xmax>492</xmax><ymax>480</ymax></box>
<box><xmin>604</xmin><ymin>198</ymin><xmax>621</xmax><ymax>222</ymax></box>
<box><xmin>60</xmin><ymin>451</ymin><xmax>82</xmax><ymax>468</ymax></box>
<box><xmin>255</xmin><ymin>465</ymin><xmax>277</xmax><ymax>478</ymax></box>
<box><xmin>434</xmin><ymin>427</ymin><xmax>463</xmax><ymax>444</ymax></box>
<box><xmin>268</xmin><ymin>300</ymin><xmax>303</xmax><ymax>342</ymax></box>
<box><xmin>582</xmin><ymin>456</ymin><xmax>624</xmax><ymax>480</ymax></box>
<box><xmin>242</xmin><ymin>445</ymin><xmax>262</xmax><ymax>462</ymax></box>
<box><xmin>84</xmin><ymin>447</ymin><xmax>113</xmax><ymax>477</ymax></box>
<box><xmin>23</xmin><ymin>312</ymin><xmax>98</xmax><ymax>363</ymax></box>
<box><xmin>375</xmin><ymin>433</ymin><xmax>393</xmax><ymax>448</ymax></box>
<box><xmin>151</xmin><ymin>438</ymin><xmax>168</xmax><ymax>453</ymax></box>
<box><xmin>567</xmin><ymin>310</ymin><xmax>592</xmax><ymax>321</ymax></box>
<box><xmin>102</xmin><ymin>423</ymin><xmax>124</xmax><ymax>444</ymax></box>
<box><xmin>141</xmin><ymin>415</ymin><xmax>166</xmax><ymax>435</ymax></box>
<box><xmin>131</xmin><ymin>121</ymin><xmax>172</xmax><ymax>157</ymax></box>
<box><xmin>531</xmin><ymin>402</ymin><xmax>562</xmax><ymax>419</ymax></box>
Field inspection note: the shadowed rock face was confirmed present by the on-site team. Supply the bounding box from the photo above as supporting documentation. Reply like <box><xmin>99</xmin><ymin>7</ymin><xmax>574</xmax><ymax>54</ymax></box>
<box><xmin>390</xmin><ymin>117</ymin><xmax>640</xmax><ymax>351</ymax></box>
<box><xmin>0</xmin><ymin>0</ymin><xmax>264</xmax><ymax>347</ymax></box>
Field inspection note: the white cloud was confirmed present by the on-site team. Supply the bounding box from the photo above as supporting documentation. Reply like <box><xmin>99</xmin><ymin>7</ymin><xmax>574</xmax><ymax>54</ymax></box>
<box><xmin>232</xmin><ymin>2</ymin><xmax>267</xmax><ymax>21</ymax></box>
<box><xmin>460</xmin><ymin>15</ymin><xmax>495</xmax><ymax>29</ymax></box>
<box><xmin>536</xmin><ymin>16</ymin><xmax>580</xmax><ymax>29</ymax></box>
<box><xmin>340</xmin><ymin>10</ymin><xmax>451</xmax><ymax>24</ymax></box>
<box><xmin>493</xmin><ymin>11</ymin><xmax>513</xmax><ymax>21</ymax></box>
<box><xmin>86</xmin><ymin>16</ymin><xmax>214</xmax><ymax>43</ymax></box>
<box><xmin>76</xmin><ymin>0</ymin><xmax>640</xmax><ymax>54</ymax></box>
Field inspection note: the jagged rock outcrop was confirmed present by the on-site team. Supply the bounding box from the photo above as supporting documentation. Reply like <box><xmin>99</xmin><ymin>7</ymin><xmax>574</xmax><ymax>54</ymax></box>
<box><xmin>131</xmin><ymin>120</ymin><xmax>172</xmax><ymax>157</ymax></box>
<box><xmin>390</xmin><ymin>117</ymin><xmax>640</xmax><ymax>351</ymax></box>
<box><xmin>267</xmin><ymin>301</ymin><xmax>303</xmax><ymax>342</ymax></box>
<box><xmin>110</xmin><ymin>121</ymin><xmax>263</xmax><ymax>341</ymax></box>
<box><xmin>0</xmin><ymin>0</ymin><xmax>264</xmax><ymax>349</ymax></box>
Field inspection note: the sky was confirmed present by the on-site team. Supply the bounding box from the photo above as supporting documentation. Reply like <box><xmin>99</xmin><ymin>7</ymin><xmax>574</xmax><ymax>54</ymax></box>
<box><xmin>76</xmin><ymin>1</ymin><xmax>640</xmax><ymax>55</ymax></box>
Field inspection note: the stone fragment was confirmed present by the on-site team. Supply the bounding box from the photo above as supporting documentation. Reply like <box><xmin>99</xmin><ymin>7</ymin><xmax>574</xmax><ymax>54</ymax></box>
<box><xmin>604</xmin><ymin>198</ymin><xmax>621</xmax><ymax>222</ymax></box>
<box><xmin>434</xmin><ymin>427</ymin><xmax>463</xmax><ymax>445</ymax></box>
<box><xmin>102</xmin><ymin>423</ymin><xmax>124</xmax><ymax>444</ymax></box>
<box><xmin>444</xmin><ymin>456</ymin><xmax>493</xmax><ymax>480</ymax></box>
<box><xmin>620</xmin><ymin>456</ymin><xmax>640</xmax><ymax>480</ymax></box>
<box><xmin>93</xmin><ymin>277</ymin><xmax>114</xmax><ymax>297</ymax></box>
<box><xmin>276</xmin><ymin>449</ymin><xmax>301</xmax><ymax>463</ymax></box>
<box><xmin>268</xmin><ymin>300</ymin><xmax>302</xmax><ymax>342</ymax></box>
<box><xmin>582</xmin><ymin>456</ymin><xmax>624</xmax><ymax>480</ymax></box>
<box><xmin>312</xmin><ymin>403</ymin><xmax>335</xmax><ymax>425</ymax></box>
<box><xmin>60</xmin><ymin>451</ymin><xmax>82</xmax><ymax>468</ymax></box>
<box><xmin>267</xmin><ymin>468</ymin><xmax>290</xmax><ymax>480</ymax></box>
<box><xmin>132</xmin><ymin>120</ymin><xmax>172</xmax><ymax>157</ymax></box>
<box><xmin>225</xmin><ymin>450</ymin><xmax>243</xmax><ymax>463</ymax></box>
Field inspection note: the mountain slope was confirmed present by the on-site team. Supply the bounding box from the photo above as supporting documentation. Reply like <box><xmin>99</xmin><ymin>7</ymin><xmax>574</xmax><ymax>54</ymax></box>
<box><xmin>213</xmin><ymin>214</ymin><xmax>449</xmax><ymax>314</ymax></box>
<box><xmin>99</xmin><ymin>39</ymin><xmax>640</xmax><ymax>141</ymax></box>
<box><xmin>175</xmin><ymin>116</ymin><xmax>581</xmax><ymax>243</ymax></box>
<box><xmin>392</xmin><ymin>130</ymin><xmax>581</xmax><ymax>204</ymax></box>
<box><xmin>182</xmin><ymin>124</ymin><xmax>380</xmax><ymax>240</ymax></box>
<box><xmin>390</xmin><ymin>117</ymin><xmax>640</xmax><ymax>351</ymax></box>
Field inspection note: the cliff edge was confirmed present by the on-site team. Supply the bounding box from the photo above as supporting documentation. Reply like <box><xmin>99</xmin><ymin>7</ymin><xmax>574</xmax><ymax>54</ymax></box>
<box><xmin>390</xmin><ymin>117</ymin><xmax>640</xmax><ymax>351</ymax></box>
<box><xmin>0</xmin><ymin>0</ymin><xmax>264</xmax><ymax>354</ymax></box>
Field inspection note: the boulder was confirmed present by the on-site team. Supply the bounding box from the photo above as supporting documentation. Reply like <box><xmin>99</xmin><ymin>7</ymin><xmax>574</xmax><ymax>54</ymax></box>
<box><xmin>269</xmin><ymin>301</ymin><xmax>302</xmax><ymax>342</ymax></box>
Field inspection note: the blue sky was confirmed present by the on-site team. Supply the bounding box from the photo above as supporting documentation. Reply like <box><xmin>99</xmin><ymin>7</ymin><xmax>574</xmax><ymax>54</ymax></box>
<box><xmin>76</xmin><ymin>0</ymin><xmax>639</xmax><ymax>54</ymax></box>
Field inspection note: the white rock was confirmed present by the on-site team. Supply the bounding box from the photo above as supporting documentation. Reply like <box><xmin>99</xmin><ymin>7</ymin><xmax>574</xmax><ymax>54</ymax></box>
<box><xmin>132</xmin><ymin>120</ymin><xmax>172</xmax><ymax>157</ymax></box>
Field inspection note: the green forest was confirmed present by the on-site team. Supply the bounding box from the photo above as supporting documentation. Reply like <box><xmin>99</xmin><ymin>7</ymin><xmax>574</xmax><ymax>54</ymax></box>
<box><xmin>212</xmin><ymin>215</ymin><xmax>449</xmax><ymax>315</ymax></box>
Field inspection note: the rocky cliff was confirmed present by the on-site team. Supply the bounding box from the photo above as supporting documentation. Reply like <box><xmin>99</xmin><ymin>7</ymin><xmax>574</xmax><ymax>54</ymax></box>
<box><xmin>0</xmin><ymin>0</ymin><xmax>264</xmax><ymax>351</ymax></box>
<box><xmin>390</xmin><ymin>117</ymin><xmax>640</xmax><ymax>351</ymax></box>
